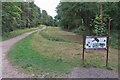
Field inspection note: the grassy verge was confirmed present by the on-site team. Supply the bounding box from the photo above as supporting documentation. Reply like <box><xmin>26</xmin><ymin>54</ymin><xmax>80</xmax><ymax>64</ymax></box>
<box><xmin>1</xmin><ymin>25</ymin><xmax>43</xmax><ymax>41</ymax></box>
<box><xmin>110</xmin><ymin>30</ymin><xmax>119</xmax><ymax>49</ymax></box>
<box><xmin>0</xmin><ymin>37</ymin><xmax>2</xmax><ymax>41</ymax></box>
<box><xmin>7</xmin><ymin>27</ymin><xmax>118</xmax><ymax>77</ymax></box>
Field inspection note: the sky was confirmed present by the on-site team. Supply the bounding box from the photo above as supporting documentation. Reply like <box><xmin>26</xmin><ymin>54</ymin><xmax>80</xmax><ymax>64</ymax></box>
<box><xmin>34</xmin><ymin>0</ymin><xmax>60</xmax><ymax>18</ymax></box>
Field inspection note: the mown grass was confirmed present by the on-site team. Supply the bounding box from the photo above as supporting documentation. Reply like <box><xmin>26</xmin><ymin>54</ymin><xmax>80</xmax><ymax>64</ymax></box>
<box><xmin>7</xmin><ymin>27</ymin><xmax>118</xmax><ymax>77</ymax></box>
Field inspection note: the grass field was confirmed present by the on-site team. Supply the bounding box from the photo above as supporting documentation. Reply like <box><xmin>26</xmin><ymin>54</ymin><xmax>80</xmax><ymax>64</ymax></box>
<box><xmin>7</xmin><ymin>27</ymin><xmax>118</xmax><ymax>77</ymax></box>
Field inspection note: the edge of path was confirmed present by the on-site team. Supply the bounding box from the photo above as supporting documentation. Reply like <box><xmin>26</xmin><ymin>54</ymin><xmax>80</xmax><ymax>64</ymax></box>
<box><xmin>1</xmin><ymin>26</ymin><xmax>46</xmax><ymax>78</ymax></box>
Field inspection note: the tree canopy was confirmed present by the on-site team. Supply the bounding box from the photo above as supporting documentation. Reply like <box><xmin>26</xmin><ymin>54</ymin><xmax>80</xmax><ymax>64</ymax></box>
<box><xmin>56</xmin><ymin>2</ymin><xmax>119</xmax><ymax>35</ymax></box>
<box><xmin>2</xmin><ymin>2</ymin><xmax>55</xmax><ymax>35</ymax></box>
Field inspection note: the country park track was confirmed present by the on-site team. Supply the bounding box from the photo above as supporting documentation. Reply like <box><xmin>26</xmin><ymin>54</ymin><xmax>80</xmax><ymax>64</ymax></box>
<box><xmin>0</xmin><ymin>26</ymin><xmax>118</xmax><ymax>78</ymax></box>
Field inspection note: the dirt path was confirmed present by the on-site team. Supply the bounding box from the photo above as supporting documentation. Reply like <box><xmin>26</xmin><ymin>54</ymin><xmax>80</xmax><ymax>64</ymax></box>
<box><xmin>1</xmin><ymin>27</ymin><xmax>46</xmax><ymax>78</ymax></box>
<box><xmin>69</xmin><ymin>67</ymin><xmax>118</xmax><ymax>78</ymax></box>
<box><xmin>0</xmin><ymin>26</ymin><xmax>118</xmax><ymax>78</ymax></box>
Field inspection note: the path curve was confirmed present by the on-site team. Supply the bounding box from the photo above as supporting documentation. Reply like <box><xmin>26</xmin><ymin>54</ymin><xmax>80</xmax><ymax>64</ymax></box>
<box><xmin>0</xmin><ymin>27</ymin><xmax>46</xmax><ymax>78</ymax></box>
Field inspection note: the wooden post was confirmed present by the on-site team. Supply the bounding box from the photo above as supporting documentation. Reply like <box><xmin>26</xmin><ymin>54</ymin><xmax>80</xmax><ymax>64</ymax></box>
<box><xmin>100</xmin><ymin>0</ymin><xmax>102</xmax><ymax>36</ymax></box>
<box><xmin>106</xmin><ymin>17</ymin><xmax>110</xmax><ymax>67</ymax></box>
<box><xmin>108</xmin><ymin>17</ymin><xmax>110</xmax><ymax>36</ymax></box>
<box><xmin>106</xmin><ymin>36</ymin><xmax>109</xmax><ymax>67</ymax></box>
<box><xmin>100</xmin><ymin>0</ymin><xmax>102</xmax><ymax>26</ymax></box>
<box><xmin>82</xmin><ymin>36</ymin><xmax>85</xmax><ymax>65</ymax></box>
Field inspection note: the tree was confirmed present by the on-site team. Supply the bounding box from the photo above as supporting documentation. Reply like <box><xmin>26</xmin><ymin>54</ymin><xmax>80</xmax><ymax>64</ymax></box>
<box><xmin>102</xmin><ymin>2</ymin><xmax>119</xmax><ymax>30</ymax></box>
<box><xmin>56</xmin><ymin>2</ymin><xmax>98</xmax><ymax>34</ymax></box>
<box><xmin>56</xmin><ymin>2</ymin><xmax>119</xmax><ymax>35</ymax></box>
<box><xmin>2</xmin><ymin>2</ymin><xmax>42</xmax><ymax>34</ymax></box>
<box><xmin>92</xmin><ymin>14</ymin><xmax>108</xmax><ymax>36</ymax></box>
<box><xmin>41</xmin><ymin>10</ymin><xmax>54</xmax><ymax>26</ymax></box>
<box><xmin>2</xmin><ymin>2</ymin><xmax>22</xmax><ymax>34</ymax></box>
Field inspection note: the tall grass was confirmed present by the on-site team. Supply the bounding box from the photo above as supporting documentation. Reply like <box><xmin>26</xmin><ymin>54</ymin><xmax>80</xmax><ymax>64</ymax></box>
<box><xmin>0</xmin><ymin>36</ymin><xmax>2</xmax><ymax>41</ymax></box>
<box><xmin>1</xmin><ymin>24</ymin><xmax>44</xmax><ymax>41</ymax></box>
<box><xmin>2</xmin><ymin>28</ymin><xmax>37</xmax><ymax>41</ymax></box>
<box><xmin>39</xmin><ymin>31</ymin><xmax>70</xmax><ymax>42</ymax></box>
<box><xmin>110</xmin><ymin>30</ymin><xmax>118</xmax><ymax>49</ymax></box>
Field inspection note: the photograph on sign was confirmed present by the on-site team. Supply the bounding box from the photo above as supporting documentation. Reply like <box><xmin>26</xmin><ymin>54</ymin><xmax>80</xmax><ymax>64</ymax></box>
<box><xmin>85</xmin><ymin>36</ymin><xmax>107</xmax><ymax>49</ymax></box>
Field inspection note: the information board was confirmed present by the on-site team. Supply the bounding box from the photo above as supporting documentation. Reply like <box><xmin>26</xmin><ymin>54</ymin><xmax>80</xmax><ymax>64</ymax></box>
<box><xmin>85</xmin><ymin>36</ymin><xmax>107</xmax><ymax>50</ymax></box>
<box><xmin>82</xmin><ymin>17</ymin><xmax>110</xmax><ymax>67</ymax></box>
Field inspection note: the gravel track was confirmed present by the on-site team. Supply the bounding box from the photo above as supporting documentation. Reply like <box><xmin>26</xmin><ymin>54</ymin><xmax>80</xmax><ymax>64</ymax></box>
<box><xmin>69</xmin><ymin>67</ymin><xmax>118</xmax><ymax>78</ymax></box>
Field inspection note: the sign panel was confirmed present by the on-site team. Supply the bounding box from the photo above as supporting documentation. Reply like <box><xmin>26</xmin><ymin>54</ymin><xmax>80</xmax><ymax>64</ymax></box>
<box><xmin>85</xmin><ymin>36</ymin><xmax>107</xmax><ymax>50</ymax></box>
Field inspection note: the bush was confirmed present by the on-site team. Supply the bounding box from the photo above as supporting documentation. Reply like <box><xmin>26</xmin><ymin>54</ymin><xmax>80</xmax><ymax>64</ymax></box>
<box><xmin>73</xmin><ymin>25</ymin><xmax>86</xmax><ymax>35</ymax></box>
<box><xmin>91</xmin><ymin>15</ymin><xmax>108</xmax><ymax>36</ymax></box>
<box><xmin>39</xmin><ymin>31</ymin><xmax>70</xmax><ymax>42</ymax></box>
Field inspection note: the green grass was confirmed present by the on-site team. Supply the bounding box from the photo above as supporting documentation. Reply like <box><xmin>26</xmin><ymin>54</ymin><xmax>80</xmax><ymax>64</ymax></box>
<box><xmin>7</xmin><ymin>27</ymin><xmax>118</xmax><ymax>77</ymax></box>
<box><xmin>2</xmin><ymin>28</ymin><xmax>36</xmax><ymax>41</ymax></box>
<box><xmin>110</xmin><ymin>30</ymin><xmax>119</xmax><ymax>49</ymax></box>
<box><xmin>40</xmin><ymin>32</ymin><xmax>70</xmax><ymax>42</ymax></box>
<box><xmin>0</xmin><ymin>36</ymin><xmax>2</xmax><ymax>41</ymax></box>
<box><xmin>7</xmin><ymin>33</ymin><xmax>74</xmax><ymax>77</ymax></box>
<box><xmin>1</xmin><ymin>25</ymin><xmax>43</xmax><ymax>41</ymax></box>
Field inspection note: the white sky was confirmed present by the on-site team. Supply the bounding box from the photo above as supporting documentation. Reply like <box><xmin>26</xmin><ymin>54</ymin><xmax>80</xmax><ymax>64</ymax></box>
<box><xmin>34</xmin><ymin>0</ymin><xmax>60</xmax><ymax>18</ymax></box>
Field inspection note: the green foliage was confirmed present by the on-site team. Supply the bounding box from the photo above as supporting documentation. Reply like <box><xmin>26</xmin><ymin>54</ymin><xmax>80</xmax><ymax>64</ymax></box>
<box><xmin>73</xmin><ymin>25</ymin><xmax>86</xmax><ymax>35</ymax></box>
<box><xmin>2</xmin><ymin>27</ymin><xmax>37</xmax><ymax>41</ymax></box>
<box><xmin>2</xmin><ymin>2</ymin><xmax>55</xmax><ymax>36</ymax></box>
<box><xmin>91</xmin><ymin>15</ymin><xmax>108</xmax><ymax>36</ymax></box>
<box><xmin>56</xmin><ymin>2</ymin><xmax>119</xmax><ymax>35</ymax></box>
<box><xmin>7</xmin><ymin>34</ymin><xmax>73</xmax><ymax>76</ymax></box>
<box><xmin>56</xmin><ymin>2</ymin><xmax>119</xmax><ymax>49</ymax></box>
<box><xmin>110</xmin><ymin>30</ymin><xmax>118</xmax><ymax>49</ymax></box>
<box><xmin>56</xmin><ymin>2</ymin><xmax>98</xmax><ymax>33</ymax></box>
<box><xmin>39</xmin><ymin>31</ymin><xmax>70</xmax><ymax>42</ymax></box>
<box><xmin>2</xmin><ymin>2</ymin><xmax>22</xmax><ymax>33</ymax></box>
<box><xmin>102</xmin><ymin>2</ymin><xmax>119</xmax><ymax>30</ymax></box>
<box><xmin>40</xmin><ymin>10</ymin><xmax>54</xmax><ymax>26</ymax></box>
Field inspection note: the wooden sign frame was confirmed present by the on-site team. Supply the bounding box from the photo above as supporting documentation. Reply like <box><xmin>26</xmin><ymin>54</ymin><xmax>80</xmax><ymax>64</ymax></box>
<box><xmin>82</xmin><ymin>17</ymin><xmax>110</xmax><ymax>67</ymax></box>
<box><xmin>82</xmin><ymin>36</ymin><xmax>109</xmax><ymax>67</ymax></box>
